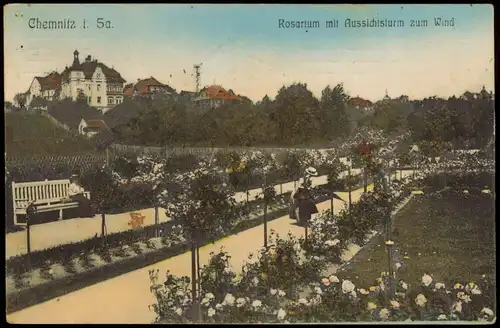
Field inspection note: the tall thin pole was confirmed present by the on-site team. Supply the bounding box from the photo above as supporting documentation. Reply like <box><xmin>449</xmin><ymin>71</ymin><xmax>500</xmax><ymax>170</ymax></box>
<box><xmin>26</xmin><ymin>216</ymin><xmax>31</xmax><ymax>255</ymax></box>
<box><xmin>263</xmin><ymin>173</ymin><xmax>268</xmax><ymax>248</ymax></box>
<box><xmin>191</xmin><ymin>238</ymin><xmax>198</xmax><ymax>322</ymax></box>
<box><xmin>348</xmin><ymin>166</ymin><xmax>352</xmax><ymax>209</ymax></box>
<box><xmin>196</xmin><ymin>244</ymin><xmax>202</xmax><ymax>321</ymax></box>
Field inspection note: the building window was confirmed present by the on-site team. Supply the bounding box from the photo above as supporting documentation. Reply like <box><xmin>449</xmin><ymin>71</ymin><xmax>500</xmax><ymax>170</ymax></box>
<box><xmin>97</xmin><ymin>96</ymin><xmax>101</xmax><ymax>104</ymax></box>
<box><xmin>88</xmin><ymin>97</ymin><xmax>91</xmax><ymax>104</ymax></box>
<box><xmin>88</xmin><ymin>85</ymin><xmax>91</xmax><ymax>90</ymax></box>
<box><xmin>97</xmin><ymin>84</ymin><xmax>101</xmax><ymax>91</ymax></box>
<box><xmin>108</xmin><ymin>97</ymin><xmax>114</xmax><ymax>104</ymax></box>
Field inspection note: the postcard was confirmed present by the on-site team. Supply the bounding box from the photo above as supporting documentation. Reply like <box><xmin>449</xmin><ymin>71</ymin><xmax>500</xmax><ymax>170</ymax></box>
<box><xmin>4</xmin><ymin>3</ymin><xmax>495</xmax><ymax>324</ymax></box>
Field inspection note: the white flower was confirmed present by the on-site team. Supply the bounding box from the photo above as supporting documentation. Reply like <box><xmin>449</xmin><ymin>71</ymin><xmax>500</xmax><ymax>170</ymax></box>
<box><xmin>207</xmin><ymin>307</ymin><xmax>216</xmax><ymax>317</ymax></box>
<box><xmin>175</xmin><ymin>307</ymin><xmax>183</xmax><ymax>316</ymax></box>
<box><xmin>176</xmin><ymin>290</ymin><xmax>184</xmax><ymax>297</ymax></box>
<box><xmin>350</xmin><ymin>290</ymin><xmax>357</xmax><ymax>299</ymax></box>
<box><xmin>400</xmin><ymin>281</ymin><xmax>408</xmax><ymax>290</ymax></box>
<box><xmin>367</xmin><ymin>302</ymin><xmax>377</xmax><ymax>310</ymax></box>
<box><xmin>415</xmin><ymin>294</ymin><xmax>427</xmax><ymax>307</ymax></box>
<box><xmin>481</xmin><ymin>307</ymin><xmax>494</xmax><ymax>317</ymax></box>
<box><xmin>201</xmin><ymin>297</ymin><xmax>210</xmax><ymax>306</ymax></box>
<box><xmin>452</xmin><ymin>301</ymin><xmax>463</xmax><ymax>313</ymax></box>
<box><xmin>277</xmin><ymin>308</ymin><xmax>287</xmax><ymax>320</ymax></box>
<box><xmin>215</xmin><ymin>303</ymin><xmax>223</xmax><ymax>310</ymax></box>
<box><xmin>342</xmin><ymin>280</ymin><xmax>356</xmax><ymax>293</ymax></box>
<box><xmin>252</xmin><ymin>299</ymin><xmax>262</xmax><ymax>309</ymax></box>
<box><xmin>252</xmin><ymin>276</ymin><xmax>259</xmax><ymax>286</ymax></box>
<box><xmin>205</xmin><ymin>293</ymin><xmax>215</xmax><ymax>300</ymax></box>
<box><xmin>437</xmin><ymin>314</ymin><xmax>447</xmax><ymax>320</ymax></box>
<box><xmin>223</xmin><ymin>293</ymin><xmax>235</xmax><ymax>306</ymax></box>
<box><xmin>359</xmin><ymin>288</ymin><xmax>369</xmax><ymax>295</ymax></box>
<box><xmin>278</xmin><ymin>290</ymin><xmax>286</xmax><ymax>297</ymax></box>
<box><xmin>314</xmin><ymin>286</ymin><xmax>323</xmax><ymax>295</ymax></box>
<box><xmin>270</xmin><ymin>288</ymin><xmax>278</xmax><ymax>296</ymax></box>
<box><xmin>236</xmin><ymin>297</ymin><xmax>246</xmax><ymax>308</ymax></box>
<box><xmin>223</xmin><ymin>267</ymin><xmax>232</xmax><ymax>274</ymax></box>
<box><xmin>421</xmin><ymin>274</ymin><xmax>433</xmax><ymax>287</ymax></box>
<box><xmin>471</xmin><ymin>285</ymin><xmax>482</xmax><ymax>295</ymax></box>
<box><xmin>379</xmin><ymin>308</ymin><xmax>390</xmax><ymax>320</ymax></box>
<box><xmin>435</xmin><ymin>282</ymin><xmax>445</xmax><ymax>290</ymax></box>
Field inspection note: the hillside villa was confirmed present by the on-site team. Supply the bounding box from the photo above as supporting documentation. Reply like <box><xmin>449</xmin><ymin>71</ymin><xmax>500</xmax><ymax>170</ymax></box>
<box><xmin>123</xmin><ymin>77</ymin><xmax>175</xmax><ymax>98</ymax></box>
<box><xmin>193</xmin><ymin>85</ymin><xmax>242</xmax><ymax>109</ymax></box>
<box><xmin>25</xmin><ymin>50</ymin><xmax>127</xmax><ymax>113</ymax></box>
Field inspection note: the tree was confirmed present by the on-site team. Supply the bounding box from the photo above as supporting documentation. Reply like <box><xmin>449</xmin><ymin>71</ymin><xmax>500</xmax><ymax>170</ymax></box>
<box><xmin>320</xmin><ymin>83</ymin><xmax>351</xmax><ymax>138</ymax></box>
<box><xmin>158</xmin><ymin>161</ymin><xmax>238</xmax><ymax>321</ymax></box>
<box><xmin>14</xmin><ymin>93</ymin><xmax>27</xmax><ymax>109</ymax></box>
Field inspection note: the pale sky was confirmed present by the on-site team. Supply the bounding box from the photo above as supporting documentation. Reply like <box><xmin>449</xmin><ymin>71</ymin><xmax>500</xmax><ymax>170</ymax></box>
<box><xmin>4</xmin><ymin>4</ymin><xmax>495</xmax><ymax>102</ymax></box>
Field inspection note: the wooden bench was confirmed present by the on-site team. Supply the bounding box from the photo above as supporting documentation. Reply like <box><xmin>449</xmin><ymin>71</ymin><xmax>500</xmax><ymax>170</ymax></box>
<box><xmin>12</xmin><ymin>179</ymin><xmax>91</xmax><ymax>226</ymax></box>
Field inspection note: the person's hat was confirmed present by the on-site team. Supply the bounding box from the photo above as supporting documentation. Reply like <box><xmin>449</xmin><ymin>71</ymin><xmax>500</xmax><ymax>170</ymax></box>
<box><xmin>305</xmin><ymin>167</ymin><xmax>318</xmax><ymax>176</ymax></box>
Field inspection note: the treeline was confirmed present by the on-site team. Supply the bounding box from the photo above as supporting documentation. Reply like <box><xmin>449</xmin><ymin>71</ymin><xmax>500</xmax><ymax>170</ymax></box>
<box><xmin>111</xmin><ymin>83</ymin><xmax>494</xmax><ymax>149</ymax></box>
<box><xmin>113</xmin><ymin>83</ymin><xmax>359</xmax><ymax>147</ymax></box>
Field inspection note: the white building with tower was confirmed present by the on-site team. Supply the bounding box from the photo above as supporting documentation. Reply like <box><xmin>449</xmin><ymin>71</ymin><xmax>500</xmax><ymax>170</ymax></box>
<box><xmin>59</xmin><ymin>50</ymin><xmax>127</xmax><ymax>113</ymax></box>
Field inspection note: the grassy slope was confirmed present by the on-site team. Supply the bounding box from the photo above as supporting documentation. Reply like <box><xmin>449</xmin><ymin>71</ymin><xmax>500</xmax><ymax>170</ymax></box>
<box><xmin>5</xmin><ymin>111</ymin><xmax>97</xmax><ymax>157</ymax></box>
<box><xmin>338</xmin><ymin>191</ymin><xmax>495</xmax><ymax>288</ymax></box>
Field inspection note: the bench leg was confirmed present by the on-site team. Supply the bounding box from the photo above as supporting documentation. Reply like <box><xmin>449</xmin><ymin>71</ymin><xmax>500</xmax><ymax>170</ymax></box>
<box><xmin>58</xmin><ymin>209</ymin><xmax>63</xmax><ymax>221</ymax></box>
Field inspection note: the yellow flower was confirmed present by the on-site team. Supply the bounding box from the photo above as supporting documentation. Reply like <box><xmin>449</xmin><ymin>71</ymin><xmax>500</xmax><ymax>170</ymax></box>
<box><xmin>369</xmin><ymin>286</ymin><xmax>377</xmax><ymax>292</ymax></box>
<box><xmin>261</xmin><ymin>273</ymin><xmax>268</xmax><ymax>281</ymax></box>
<box><xmin>482</xmin><ymin>274</ymin><xmax>486</xmax><ymax>278</ymax></box>
<box><xmin>227</xmin><ymin>167</ymin><xmax>234</xmax><ymax>173</ymax></box>
<box><xmin>367</xmin><ymin>302</ymin><xmax>377</xmax><ymax>310</ymax></box>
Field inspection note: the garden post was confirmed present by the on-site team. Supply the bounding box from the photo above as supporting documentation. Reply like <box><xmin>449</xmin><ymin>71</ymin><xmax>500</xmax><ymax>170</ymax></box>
<box><xmin>154</xmin><ymin>206</ymin><xmax>159</xmax><ymax>238</ymax></box>
<box><xmin>26</xmin><ymin>216</ymin><xmax>31</xmax><ymax>255</ymax></box>
<box><xmin>330</xmin><ymin>194</ymin><xmax>334</xmax><ymax>215</ymax></box>
<box><xmin>263</xmin><ymin>173</ymin><xmax>268</xmax><ymax>248</ymax></box>
<box><xmin>101</xmin><ymin>213</ymin><xmax>107</xmax><ymax>245</ymax></box>
<box><xmin>196</xmin><ymin>242</ymin><xmax>202</xmax><ymax>322</ymax></box>
<box><xmin>190</xmin><ymin>237</ymin><xmax>200</xmax><ymax>322</ymax></box>
<box><xmin>363</xmin><ymin>166</ymin><xmax>368</xmax><ymax>193</ymax></box>
<box><xmin>348</xmin><ymin>166</ymin><xmax>352</xmax><ymax>209</ymax></box>
<box><xmin>26</xmin><ymin>202</ymin><xmax>37</xmax><ymax>256</ymax></box>
<box><xmin>246</xmin><ymin>171</ymin><xmax>250</xmax><ymax>202</ymax></box>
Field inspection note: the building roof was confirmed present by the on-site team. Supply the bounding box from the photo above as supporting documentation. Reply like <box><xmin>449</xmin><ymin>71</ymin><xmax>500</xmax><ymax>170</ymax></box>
<box><xmin>61</xmin><ymin>52</ymin><xmax>126</xmax><ymax>83</ymax></box>
<box><xmin>348</xmin><ymin>97</ymin><xmax>373</xmax><ymax>108</ymax></box>
<box><xmin>34</xmin><ymin>72</ymin><xmax>62</xmax><ymax>91</ymax></box>
<box><xmin>125</xmin><ymin>77</ymin><xmax>175</xmax><ymax>96</ymax></box>
<box><xmin>196</xmin><ymin>85</ymin><xmax>241</xmax><ymax>101</ymax></box>
<box><xmin>83</xmin><ymin>119</ymin><xmax>109</xmax><ymax>130</ymax></box>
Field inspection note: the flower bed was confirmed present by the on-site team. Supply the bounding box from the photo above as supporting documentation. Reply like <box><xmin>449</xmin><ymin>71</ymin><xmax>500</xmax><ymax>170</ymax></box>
<box><xmin>147</xmin><ymin>171</ymin><xmax>495</xmax><ymax>323</ymax></box>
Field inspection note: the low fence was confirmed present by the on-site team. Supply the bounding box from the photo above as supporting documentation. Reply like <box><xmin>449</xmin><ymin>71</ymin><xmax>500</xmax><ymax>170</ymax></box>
<box><xmin>109</xmin><ymin>144</ymin><xmax>337</xmax><ymax>158</ymax></box>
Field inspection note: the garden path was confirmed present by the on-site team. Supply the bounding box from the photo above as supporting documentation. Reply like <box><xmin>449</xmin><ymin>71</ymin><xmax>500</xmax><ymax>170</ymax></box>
<box><xmin>6</xmin><ymin>169</ymin><xmax>362</xmax><ymax>259</ymax></box>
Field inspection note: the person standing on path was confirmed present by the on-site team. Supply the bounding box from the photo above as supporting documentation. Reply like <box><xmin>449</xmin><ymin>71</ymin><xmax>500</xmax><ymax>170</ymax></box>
<box><xmin>289</xmin><ymin>167</ymin><xmax>318</xmax><ymax>223</ymax></box>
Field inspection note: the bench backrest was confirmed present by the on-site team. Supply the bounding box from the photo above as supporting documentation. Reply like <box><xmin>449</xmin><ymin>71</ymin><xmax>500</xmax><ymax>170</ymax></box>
<box><xmin>12</xmin><ymin>179</ymin><xmax>71</xmax><ymax>205</ymax></box>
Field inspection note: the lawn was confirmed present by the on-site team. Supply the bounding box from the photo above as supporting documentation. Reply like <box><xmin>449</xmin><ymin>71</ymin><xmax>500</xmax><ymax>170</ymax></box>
<box><xmin>5</xmin><ymin>111</ymin><xmax>98</xmax><ymax>157</ymax></box>
<box><xmin>337</xmin><ymin>190</ymin><xmax>496</xmax><ymax>290</ymax></box>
